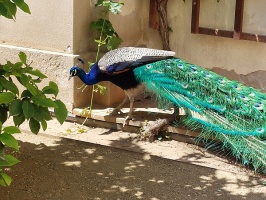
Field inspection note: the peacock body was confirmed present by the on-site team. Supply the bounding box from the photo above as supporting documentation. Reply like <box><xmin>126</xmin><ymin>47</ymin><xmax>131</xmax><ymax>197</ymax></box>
<box><xmin>69</xmin><ymin>47</ymin><xmax>266</xmax><ymax>174</ymax></box>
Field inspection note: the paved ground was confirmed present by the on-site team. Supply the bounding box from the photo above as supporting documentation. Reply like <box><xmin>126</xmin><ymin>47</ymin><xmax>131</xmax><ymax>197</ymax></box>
<box><xmin>0</xmin><ymin>119</ymin><xmax>265</xmax><ymax>200</ymax></box>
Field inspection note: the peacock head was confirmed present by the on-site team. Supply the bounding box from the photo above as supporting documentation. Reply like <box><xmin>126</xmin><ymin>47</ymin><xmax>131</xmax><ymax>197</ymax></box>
<box><xmin>69</xmin><ymin>58</ymin><xmax>86</xmax><ymax>80</ymax></box>
<box><xmin>69</xmin><ymin>62</ymin><xmax>101</xmax><ymax>85</ymax></box>
<box><xmin>69</xmin><ymin>66</ymin><xmax>85</xmax><ymax>80</ymax></box>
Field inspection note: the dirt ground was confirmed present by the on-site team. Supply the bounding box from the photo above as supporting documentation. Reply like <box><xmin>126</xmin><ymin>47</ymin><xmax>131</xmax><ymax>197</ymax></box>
<box><xmin>0</xmin><ymin>118</ymin><xmax>266</xmax><ymax>200</ymax></box>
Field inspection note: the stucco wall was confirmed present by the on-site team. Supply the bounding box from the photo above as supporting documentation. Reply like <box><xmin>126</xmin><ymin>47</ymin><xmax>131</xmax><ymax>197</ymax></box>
<box><xmin>0</xmin><ymin>1</ymin><xmax>73</xmax><ymax>52</ymax></box>
<box><xmin>1</xmin><ymin>0</ymin><xmax>266</xmax><ymax>112</ymax></box>
<box><xmin>117</xmin><ymin>0</ymin><xmax>266</xmax><ymax>91</ymax></box>
<box><xmin>0</xmin><ymin>0</ymin><xmax>102</xmax><ymax>110</ymax></box>
<box><xmin>112</xmin><ymin>0</ymin><xmax>266</xmax><ymax>76</ymax></box>
<box><xmin>165</xmin><ymin>0</ymin><xmax>266</xmax><ymax>90</ymax></box>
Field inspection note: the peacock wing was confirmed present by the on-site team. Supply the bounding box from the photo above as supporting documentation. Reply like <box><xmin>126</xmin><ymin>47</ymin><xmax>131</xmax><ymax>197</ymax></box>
<box><xmin>98</xmin><ymin>47</ymin><xmax>175</xmax><ymax>74</ymax></box>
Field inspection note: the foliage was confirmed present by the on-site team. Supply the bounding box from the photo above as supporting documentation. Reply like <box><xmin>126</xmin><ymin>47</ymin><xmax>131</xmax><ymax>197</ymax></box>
<box><xmin>79</xmin><ymin>0</ymin><xmax>123</xmax><ymax>120</ymax></box>
<box><xmin>90</xmin><ymin>0</ymin><xmax>123</xmax><ymax>53</ymax></box>
<box><xmin>0</xmin><ymin>0</ymin><xmax>30</xmax><ymax>19</ymax></box>
<box><xmin>0</xmin><ymin>1</ymin><xmax>68</xmax><ymax>186</ymax></box>
<box><xmin>0</xmin><ymin>52</ymin><xmax>68</xmax><ymax>186</ymax></box>
<box><xmin>89</xmin><ymin>18</ymin><xmax>122</xmax><ymax>51</ymax></box>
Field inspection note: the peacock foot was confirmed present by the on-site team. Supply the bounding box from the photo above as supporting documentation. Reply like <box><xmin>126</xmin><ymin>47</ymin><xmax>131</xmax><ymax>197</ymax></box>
<box><xmin>108</xmin><ymin>108</ymin><xmax>124</xmax><ymax>115</ymax></box>
<box><xmin>123</xmin><ymin>115</ymin><xmax>132</xmax><ymax>127</ymax></box>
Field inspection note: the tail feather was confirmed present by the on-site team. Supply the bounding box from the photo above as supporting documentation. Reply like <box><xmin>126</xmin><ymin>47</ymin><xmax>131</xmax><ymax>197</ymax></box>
<box><xmin>134</xmin><ymin>58</ymin><xmax>266</xmax><ymax>173</ymax></box>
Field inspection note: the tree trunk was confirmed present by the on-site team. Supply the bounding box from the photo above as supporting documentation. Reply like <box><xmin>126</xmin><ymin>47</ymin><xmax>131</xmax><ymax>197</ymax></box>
<box><xmin>156</xmin><ymin>0</ymin><xmax>170</xmax><ymax>50</ymax></box>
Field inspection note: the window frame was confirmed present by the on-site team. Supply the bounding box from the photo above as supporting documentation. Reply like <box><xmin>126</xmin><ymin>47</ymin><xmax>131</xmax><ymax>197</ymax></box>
<box><xmin>191</xmin><ymin>0</ymin><xmax>266</xmax><ymax>42</ymax></box>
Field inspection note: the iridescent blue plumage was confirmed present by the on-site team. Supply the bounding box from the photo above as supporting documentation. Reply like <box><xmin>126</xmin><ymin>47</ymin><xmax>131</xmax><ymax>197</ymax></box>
<box><xmin>69</xmin><ymin>63</ymin><xmax>101</xmax><ymax>85</ymax></box>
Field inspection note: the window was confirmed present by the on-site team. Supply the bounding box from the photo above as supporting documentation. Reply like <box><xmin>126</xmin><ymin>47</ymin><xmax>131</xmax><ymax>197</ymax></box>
<box><xmin>191</xmin><ymin>0</ymin><xmax>266</xmax><ymax>42</ymax></box>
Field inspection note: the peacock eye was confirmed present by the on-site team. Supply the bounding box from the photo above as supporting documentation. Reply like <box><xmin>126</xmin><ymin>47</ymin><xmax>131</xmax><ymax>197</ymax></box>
<box><xmin>72</xmin><ymin>69</ymin><xmax>77</xmax><ymax>76</ymax></box>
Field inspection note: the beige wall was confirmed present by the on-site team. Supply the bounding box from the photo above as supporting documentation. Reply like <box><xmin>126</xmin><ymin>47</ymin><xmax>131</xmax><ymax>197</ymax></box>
<box><xmin>0</xmin><ymin>0</ymin><xmax>99</xmax><ymax>110</ymax></box>
<box><xmin>0</xmin><ymin>1</ymin><xmax>73</xmax><ymax>52</ymax></box>
<box><xmin>1</xmin><ymin>0</ymin><xmax>266</xmax><ymax>112</ymax></box>
<box><xmin>113</xmin><ymin>0</ymin><xmax>266</xmax><ymax>75</ymax></box>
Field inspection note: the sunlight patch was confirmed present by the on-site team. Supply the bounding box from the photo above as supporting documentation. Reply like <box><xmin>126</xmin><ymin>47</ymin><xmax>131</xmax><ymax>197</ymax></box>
<box><xmin>62</xmin><ymin>161</ymin><xmax>81</xmax><ymax>167</ymax></box>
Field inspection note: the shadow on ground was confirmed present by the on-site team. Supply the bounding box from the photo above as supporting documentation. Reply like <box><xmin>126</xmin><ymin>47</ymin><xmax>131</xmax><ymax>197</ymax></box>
<box><xmin>0</xmin><ymin>132</ymin><xmax>265</xmax><ymax>200</ymax></box>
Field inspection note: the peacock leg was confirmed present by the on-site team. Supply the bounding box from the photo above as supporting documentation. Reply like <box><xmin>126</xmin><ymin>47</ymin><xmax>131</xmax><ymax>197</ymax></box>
<box><xmin>122</xmin><ymin>84</ymin><xmax>145</xmax><ymax>126</ymax></box>
<box><xmin>109</xmin><ymin>96</ymin><xmax>129</xmax><ymax>115</ymax></box>
<box><xmin>122</xmin><ymin>96</ymin><xmax>134</xmax><ymax>126</ymax></box>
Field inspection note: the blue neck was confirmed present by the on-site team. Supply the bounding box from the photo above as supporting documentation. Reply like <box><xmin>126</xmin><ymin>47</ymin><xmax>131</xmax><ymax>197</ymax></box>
<box><xmin>78</xmin><ymin>63</ymin><xmax>101</xmax><ymax>85</ymax></box>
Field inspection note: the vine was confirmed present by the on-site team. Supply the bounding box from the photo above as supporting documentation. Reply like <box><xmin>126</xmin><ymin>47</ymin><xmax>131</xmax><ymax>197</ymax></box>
<box><xmin>79</xmin><ymin>0</ymin><xmax>123</xmax><ymax>122</ymax></box>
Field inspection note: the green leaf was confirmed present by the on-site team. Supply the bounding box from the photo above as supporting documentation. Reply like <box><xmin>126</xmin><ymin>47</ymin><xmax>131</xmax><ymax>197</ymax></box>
<box><xmin>21</xmin><ymin>90</ymin><xmax>33</xmax><ymax>98</ymax></box>
<box><xmin>0</xmin><ymin>92</ymin><xmax>15</xmax><ymax>104</ymax></box>
<box><xmin>42</xmin><ymin>107</ymin><xmax>52</xmax><ymax>121</ymax></box>
<box><xmin>27</xmin><ymin>83</ymin><xmax>38</xmax><ymax>96</ymax></box>
<box><xmin>42</xmin><ymin>81</ymin><xmax>59</xmax><ymax>97</ymax></box>
<box><xmin>0</xmin><ymin>133</ymin><xmax>19</xmax><ymax>151</ymax></box>
<box><xmin>19</xmin><ymin>52</ymin><xmax>27</xmax><ymax>64</ymax></box>
<box><xmin>13</xmin><ymin>114</ymin><xmax>25</xmax><ymax>127</ymax></box>
<box><xmin>95</xmin><ymin>0</ymin><xmax>104</xmax><ymax>7</ymax></box>
<box><xmin>32</xmin><ymin>96</ymin><xmax>58</xmax><ymax>108</ymax></box>
<box><xmin>0</xmin><ymin>106</ymin><xmax>8</xmax><ymax>124</ymax></box>
<box><xmin>54</xmin><ymin>100</ymin><xmax>67</xmax><ymax>124</ymax></box>
<box><xmin>20</xmin><ymin>74</ymin><xmax>38</xmax><ymax>96</ymax></box>
<box><xmin>0</xmin><ymin>172</ymin><xmax>12</xmax><ymax>186</ymax></box>
<box><xmin>25</xmin><ymin>69</ymin><xmax>47</xmax><ymax>79</ymax></box>
<box><xmin>22</xmin><ymin>100</ymin><xmax>34</xmax><ymax>119</ymax></box>
<box><xmin>5</xmin><ymin>1</ymin><xmax>17</xmax><ymax>19</ymax></box>
<box><xmin>9</xmin><ymin>99</ymin><xmax>23</xmax><ymax>116</ymax></box>
<box><xmin>0</xmin><ymin>77</ymin><xmax>19</xmax><ymax>94</ymax></box>
<box><xmin>12</xmin><ymin>62</ymin><xmax>23</xmax><ymax>70</ymax></box>
<box><xmin>29</xmin><ymin>118</ymin><xmax>40</xmax><ymax>134</ymax></box>
<box><xmin>0</xmin><ymin>3</ymin><xmax>9</xmax><ymax>18</ymax></box>
<box><xmin>107</xmin><ymin>36</ymin><xmax>123</xmax><ymax>50</ymax></box>
<box><xmin>3</xmin><ymin>126</ymin><xmax>20</xmax><ymax>134</ymax></box>
<box><xmin>0</xmin><ymin>154</ymin><xmax>20</xmax><ymax>167</ymax></box>
<box><xmin>12</xmin><ymin>0</ymin><xmax>31</xmax><ymax>14</ymax></box>
<box><xmin>41</xmin><ymin>120</ymin><xmax>47</xmax><ymax>131</ymax></box>
<box><xmin>32</xmin><ymin>105</ymin><xmax>44</xmax><ymax>122</ymax></box>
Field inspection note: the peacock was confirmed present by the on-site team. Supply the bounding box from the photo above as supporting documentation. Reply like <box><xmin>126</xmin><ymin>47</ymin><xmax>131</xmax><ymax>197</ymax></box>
<box><xmin>69</xmin><ymin>47</ymin><xmax>266</xmax><ymax>174</ymax></box>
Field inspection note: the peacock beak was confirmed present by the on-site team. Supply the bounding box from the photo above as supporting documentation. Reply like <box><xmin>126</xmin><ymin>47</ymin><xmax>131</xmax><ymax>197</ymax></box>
<box><xmin>68</xmin><ymin>75</ymin><xmax>73</xmax><ymax>81</ymax></box>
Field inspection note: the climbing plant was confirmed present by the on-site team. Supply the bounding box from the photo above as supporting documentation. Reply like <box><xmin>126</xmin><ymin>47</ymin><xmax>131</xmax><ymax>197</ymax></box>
<box><xmin>79</xmin><ymin>0</ymin><xmax>123</xmax><ymax>119</ymax></box>
<box><xmin>0</xmin><ymin>1</ymin><xmax>68</xmax><ymax>186</ymax></box>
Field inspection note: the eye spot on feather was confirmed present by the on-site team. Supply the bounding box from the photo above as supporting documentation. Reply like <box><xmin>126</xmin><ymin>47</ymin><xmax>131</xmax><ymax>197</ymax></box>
<box><xmin>182</xmin><ymin>83</ymin><xmax>188</xmax><ymax>88</ymax></box>
<box><xmin>256</xmin><ymin>127</ymin><xmax>264</xmax><ymax>133</ymax></box>
<box><xmin>218</xmin><ymin>78</ymin><xmax>226</xmax><ymax>84</ymax></box>
<box><xmin>204</xmin><ymin>72</ymin><xmax>212</xmax><ymax>78</ymax></box>
<box><xmin>207</xmin><ymin>97</ymin><xmax>213</xmax><ymax>103</ymax></box>
<box><xmin>146</xmin><ymin>64</ymin><xmax>152</xmax><ymax>69</ymax></box>
<box><xmin>234</xmin><ymin>108</ymin><xmax>240</xmax><ymax>113</ymax></box>
<box><xmin>191</xmin><ymin>66</ymin><xmax>198</xmax><ymax>74</ymax></box>
<box><xmin>254</xmin><ymin>103</ymin><xmax>264</xmax><ymax>110</ymax></box>
<box><xmin>177</xmin><ymin>64</ymin><xmax>184</xmax><ymax>69</ymax></box>
<box><xmin>240</xmin><ymin>95</ymin><xmax>249</xmax><ymax>101</ymax></box>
